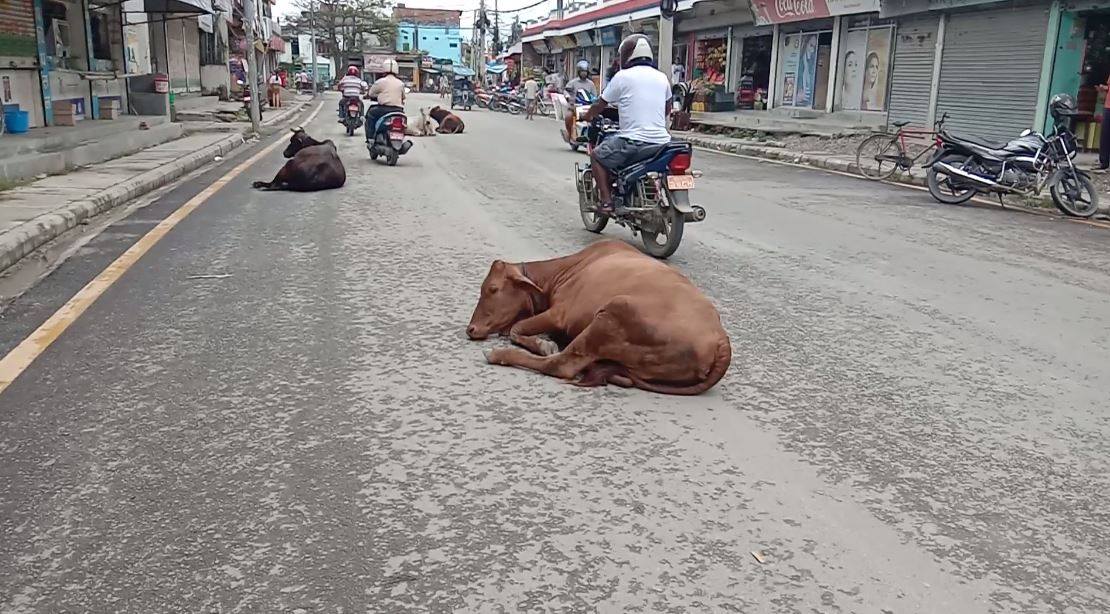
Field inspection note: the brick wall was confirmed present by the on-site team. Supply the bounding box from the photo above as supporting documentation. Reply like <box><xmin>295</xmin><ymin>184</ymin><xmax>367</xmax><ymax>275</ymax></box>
<box><xmin>0</xmin><ymin>0</ymin><xmax>37</xmax><ymax>57</ymax></box>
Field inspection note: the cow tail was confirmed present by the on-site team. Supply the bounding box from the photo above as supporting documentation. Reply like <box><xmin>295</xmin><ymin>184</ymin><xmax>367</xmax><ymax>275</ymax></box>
<box><xmin>627</xmin><ymin>336</ymin><xmax>732</xmax><ymax>396</ymax></box>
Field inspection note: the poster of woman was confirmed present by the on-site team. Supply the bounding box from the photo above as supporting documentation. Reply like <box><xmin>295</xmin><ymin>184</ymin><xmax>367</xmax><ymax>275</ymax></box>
<box><xmin>861</xmin><ymin>29</ymin><xmax>892</xmax><ymax>111</ymax></box>
<box><xmin>779</xmin><ymin>34</ymin><xmax>801</xmax><ymax>107</ymax></box>
<box><xmin>794</xmin><ymin>34</ymin><xmax>819</xmax><ymax>108</ymax></box>
<box><xmin>839</xmin><ymin>29</ymin><xmax>867</xmax><ymax>111</ymax></box>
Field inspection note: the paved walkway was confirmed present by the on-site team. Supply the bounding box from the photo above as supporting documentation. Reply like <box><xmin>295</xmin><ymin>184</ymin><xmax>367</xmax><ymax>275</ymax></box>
<box><xmin>0</xmin><ymin>96</ymin><xmax>315</xmax><ymax>275</ymax></box>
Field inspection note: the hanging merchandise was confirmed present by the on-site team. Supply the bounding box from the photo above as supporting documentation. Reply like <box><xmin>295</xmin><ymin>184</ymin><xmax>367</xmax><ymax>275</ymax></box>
<box><xmin>693</xmin><ymin>38</ymin><xmax>727</xmax><ymax>86</ymax></box>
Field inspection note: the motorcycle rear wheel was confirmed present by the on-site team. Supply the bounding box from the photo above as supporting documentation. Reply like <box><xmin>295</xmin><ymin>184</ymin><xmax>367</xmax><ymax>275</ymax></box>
<box><xmin>1050</xmin><ymin>171</ymin><xmax>1100</xmax><ymax>218</ymax></box>
<box><xmin>386</xmin><ymin>149</ymin><xmax>399</xmax><ymax>166</ymax></box>
<box><xmin>927</xmin><ymin>154</ymin><xmax>977</xmax><ymax>205</ymax></box>
<box><xmin>579</xmin><ymin>169</ymin><xmax>608</xmax><ymax>233</ymax></box>
<box><xmin>346</xmin><ymin>123</ymin><xmax>355</xmax><ymax>137</ymax></box>
<box><xmin>640</xmin><ymin>192</ymin><xmax>685</xmax><ymax>259</ymax></box>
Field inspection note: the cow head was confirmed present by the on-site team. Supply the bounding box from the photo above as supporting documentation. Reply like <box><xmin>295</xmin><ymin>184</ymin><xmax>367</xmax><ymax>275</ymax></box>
<box><xmin>466</xmin><ymin>260</ymin><xmax>542</xmax><ymax>340</ymax></box>
<box><xmin>283</xmin><ymin>127</ymin><xmax>322</xmax><ymax>158</ymax></box>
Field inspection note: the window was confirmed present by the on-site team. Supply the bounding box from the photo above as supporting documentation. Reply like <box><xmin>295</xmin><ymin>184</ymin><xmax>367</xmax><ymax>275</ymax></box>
<box><xmin>449</xmin><ymin>43</ymin><xmax>458</xmax><ymax>48</ymax></box>
<box><xmin>290</xmin><ymin>37</ymin><xmax>300</xmax><ymax>56</ymax></box>
<box><xmin>200</xmin><ymin>30</ymin><xmax>226</xmax><ymax>65</ymax></box>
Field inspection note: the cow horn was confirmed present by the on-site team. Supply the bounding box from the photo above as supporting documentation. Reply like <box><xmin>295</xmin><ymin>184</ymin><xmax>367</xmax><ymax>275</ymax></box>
<box><xmin>290</xmin><ymin>126</ymin><xmax>303</xmax><ymax>133</ymax></box>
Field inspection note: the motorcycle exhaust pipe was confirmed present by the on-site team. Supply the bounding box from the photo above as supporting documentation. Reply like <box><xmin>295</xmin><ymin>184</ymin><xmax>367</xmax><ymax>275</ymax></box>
<box><xmin>684</xmin><ymin>206</ymin><xmax>707</xmax><ymax>222</ymax></box>
<box><xmin>933</xmin><ymin>161</ymin><xmax>998</xmax><ymax>188</ymax></box>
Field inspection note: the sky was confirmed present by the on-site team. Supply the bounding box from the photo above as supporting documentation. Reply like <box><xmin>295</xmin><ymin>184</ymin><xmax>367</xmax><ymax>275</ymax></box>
<box><xmin>272</xmin><ymin>0</ymin><xmax>555</xmax><ymax>34</ymax></box>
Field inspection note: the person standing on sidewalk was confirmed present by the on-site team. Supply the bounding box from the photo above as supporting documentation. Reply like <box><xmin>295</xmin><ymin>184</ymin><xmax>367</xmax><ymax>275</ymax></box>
<box><xmin>1097</xmin><ymin>76</ymin><xmax>1110</xmax><ymax>172</ymax></box>
<box><xmin>268</xmin><ymin>72</ymin><xmax>283</xmax><ymax>108</ymax></box>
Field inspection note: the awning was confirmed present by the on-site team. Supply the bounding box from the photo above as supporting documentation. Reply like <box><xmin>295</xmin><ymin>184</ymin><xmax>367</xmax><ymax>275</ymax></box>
<box><xmin>268</xmin><ymin>35</ymin><xmax>284</xmax><ymax>51</ymax></box>
<box><xmin>421</xmin><ymin>67</ymin><xmax>440</xmax><ymax>74</ymax></box>
<box><xmin>450</xmin><ymin>66</ymin><xmax>476</xmax><ymax>77</ymax></box>
<box><xmin>485</xmin><ymin>62</ymin><xmax>508</xmax><ymax>74</ymax></box>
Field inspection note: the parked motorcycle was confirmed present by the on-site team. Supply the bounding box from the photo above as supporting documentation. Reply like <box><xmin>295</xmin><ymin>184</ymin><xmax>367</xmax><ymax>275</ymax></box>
<box><xmin>238</xmin><ymin>79</ymin><xmax>263</xmax><ymax>120</ymax></box>
<box><xmin>926</xmin><ymin>93</ymin><xmax>1099</xmax><ymax>218</ymax></box>
<box><xmin>365</xmin><ymin>104</ymin><xmax>413</xmax><ymax>166</ymax></box>
<box><xmin>575</xmin><ymin>115</ymin><xmax>706</xmax><ymax>258</ymax></box>
<box><xmin>340</xmin><ymin>96</ymin><xmax>363</xmax><ymax>136</ymax></box>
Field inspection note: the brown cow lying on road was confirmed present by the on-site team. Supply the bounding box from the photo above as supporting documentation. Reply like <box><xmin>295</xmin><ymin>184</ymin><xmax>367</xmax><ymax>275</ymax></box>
<box><xmin>252</xmin><ymin>127</ymin><xmax>345</xmax><ymax>191</ymax></box>
<box><xmin>466</xmin><ymin>241</ymin><xmax>731</xmax><ymax>395</ymax></box>
<box><xmin>428</xmin><ymin>106</ymin><xmax>464</xmax><ymax>134</ymax></box>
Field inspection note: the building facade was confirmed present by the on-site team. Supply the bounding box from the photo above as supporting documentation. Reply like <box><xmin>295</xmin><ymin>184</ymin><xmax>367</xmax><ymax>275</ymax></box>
<box><xmin>393</xmin><ymin>4</ymin><xmax>462</xmax><ymax>65</ymax></box>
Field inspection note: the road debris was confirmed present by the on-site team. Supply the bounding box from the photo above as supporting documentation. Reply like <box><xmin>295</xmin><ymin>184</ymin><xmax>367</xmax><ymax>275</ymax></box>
<box><xmin>751</xmin><ymin>550</ymin><xmax>767</xmax><ymax>564</ymax></box>
<box><xmin>186</xmin><ymin>273</ymin><xmax>232</xmax><ymax>280</ymax></box>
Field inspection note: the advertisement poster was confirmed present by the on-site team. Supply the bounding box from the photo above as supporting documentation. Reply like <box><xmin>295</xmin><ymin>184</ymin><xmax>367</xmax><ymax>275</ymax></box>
<box><xmin>839</xmin><ymin>29</ymin><xmax>867</xmax><ymax>110</ymax></box>
<box><xmin>861</xmin><ymin>28</ymin><xmax>891</xmax><ymax>110</ymax></box>
<box><xmin>794</xmin><ymin>33</ymin><xmax>819</xmax><ymax>108</ymax></box>
<box><xmin>779</xmin><ymin>34</ymin><xmax>801</xmax><ymax>106</ymax></box>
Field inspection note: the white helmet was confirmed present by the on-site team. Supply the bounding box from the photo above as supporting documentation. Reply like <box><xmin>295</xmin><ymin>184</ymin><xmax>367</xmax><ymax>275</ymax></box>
<box><xmin>619</xmin><ymin>33</ymin><xmax>653</xmax><ymax>67</ymax></box>
<box><xmin>384</xmin><ymin>58</ymin><xmax>399</xmax><ymax>75</ymax></box>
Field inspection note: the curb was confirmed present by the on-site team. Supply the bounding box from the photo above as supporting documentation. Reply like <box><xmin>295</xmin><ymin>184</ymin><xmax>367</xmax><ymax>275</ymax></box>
<box><xmin>0</xmin><ymin>132</ymin><xmax>246</xmax><ymax>274</ymax></box>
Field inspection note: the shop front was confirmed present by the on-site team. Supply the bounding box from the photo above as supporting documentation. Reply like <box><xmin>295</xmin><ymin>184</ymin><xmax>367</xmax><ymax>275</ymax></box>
<box><xmin>1047</xmin><ymin>0</ymin><xmax>1110</xmax><ymax>149</ymax></box>
<box><xmin>751</xmin><ymin>0</ymin><xmax>884</xmax><ymax>114</ymax></box>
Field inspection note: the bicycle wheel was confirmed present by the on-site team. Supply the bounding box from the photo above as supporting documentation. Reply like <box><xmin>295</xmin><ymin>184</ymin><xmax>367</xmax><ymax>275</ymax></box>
<box><xmin>856</xmin><ymin>134</ymin><xmax>904</xmax><ymax>181</ymax></box>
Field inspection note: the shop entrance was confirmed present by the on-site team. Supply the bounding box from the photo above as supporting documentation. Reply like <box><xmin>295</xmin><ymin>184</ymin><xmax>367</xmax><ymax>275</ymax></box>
<box><xmin>739</xmin><ymin>35</ymin><xmax>772</xmax><ymax>94</ymax></box>
<box><xmin>1049</xmin><ymin>10</ymin><xmax>1110</xmax><ymax>148</ymax></box>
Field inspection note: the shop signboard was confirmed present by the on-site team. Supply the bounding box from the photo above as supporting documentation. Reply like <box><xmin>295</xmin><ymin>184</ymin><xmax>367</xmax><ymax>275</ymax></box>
<box><xmin>751</xmin><ymin>0</ymin><xmax>879</xmax><ymax>25</ymax></box>
<box><xmin>599</xmin><ymin>27</ymin><xmax>620</xmax><ymax>46</ymax></box>
<box><xmin>365</xmin><ymin>54</ymin><xmax>394</xmax><ymax>72</ymax></box>
<box><xmin>575</xmin><ymin>31</ymin><xmax>594</xmax><ymax>47</ymax></box>
<box><xmin>531</xmin><ymin>40</ymin><xmax>549</xmax><ymax>54</ymax></box>
<box><xmin>779</xmin><ymin>33</ymin><xmax>820</xmax><ymax>107</ymax></box>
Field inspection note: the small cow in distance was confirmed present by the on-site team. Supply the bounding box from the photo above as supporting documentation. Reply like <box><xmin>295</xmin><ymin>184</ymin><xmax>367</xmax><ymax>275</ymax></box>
<box><xmin>467</xmin><ymin>241</ymin><xmax>732</xmax><ymax>395</ymax></box>
<box><xmin>428</xmin><ymin>106</ymin><xmax>464</xmax><ymax>134</ymax></box>
<box><xmin>252</xmin><ymin>127</ymin><xmax>345</xmax><ymax>191</ymax></box>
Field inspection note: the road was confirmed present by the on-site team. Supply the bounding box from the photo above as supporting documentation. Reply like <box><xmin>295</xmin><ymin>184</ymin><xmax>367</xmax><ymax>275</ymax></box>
<box><xmin>1</xmin><ymin>93</ymin><xmax>1108</xmax><ymax>613</ymax></box>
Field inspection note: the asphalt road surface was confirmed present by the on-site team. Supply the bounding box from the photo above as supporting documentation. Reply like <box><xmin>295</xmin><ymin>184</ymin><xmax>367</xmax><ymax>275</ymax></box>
<box><xmin>1</xmin><ymin>93</ymin><xmax>1108</xmax><ymax>613</ymax></box>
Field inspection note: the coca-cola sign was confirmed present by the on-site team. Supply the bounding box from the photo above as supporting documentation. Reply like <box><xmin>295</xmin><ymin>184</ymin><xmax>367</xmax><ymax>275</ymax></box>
<box><xmin>751</xmin><ymin>0</ymin><xmax>878</xmax><ymax>24</ymax></box>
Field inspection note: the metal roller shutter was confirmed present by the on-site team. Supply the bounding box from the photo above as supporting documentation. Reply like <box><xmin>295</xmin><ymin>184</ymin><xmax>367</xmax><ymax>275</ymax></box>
<box><xmin>935</xmin><ymin>3</ymin><xmax>1050</xmax><ymax>142</ymax></box>
<box><xmin>887</xmin><ymin>14</ymin><xmax>939</xmax><ymax>128</ymax></box>
<box><xmin>184</xmin><ymin>23</ymin><xmax>201</xmax><ymax>92</ymax></box>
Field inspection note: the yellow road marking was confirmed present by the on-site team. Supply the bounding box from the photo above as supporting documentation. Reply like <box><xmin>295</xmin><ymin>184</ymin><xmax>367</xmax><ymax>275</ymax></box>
<box><xmin>0</xmin><ymin>102</ymin><xmax>324</xmax><ymax>397</ymax></box>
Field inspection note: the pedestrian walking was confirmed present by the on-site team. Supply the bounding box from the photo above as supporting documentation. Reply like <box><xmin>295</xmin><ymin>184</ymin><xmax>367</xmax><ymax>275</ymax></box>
<box><xmin>523</xmin><ymin>75</ymin><xmax>539</xmax><ymax>120</ymax></box>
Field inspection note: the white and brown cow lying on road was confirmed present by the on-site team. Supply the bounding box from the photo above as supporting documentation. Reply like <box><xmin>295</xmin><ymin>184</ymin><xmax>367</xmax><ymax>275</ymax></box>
<box><xmin>467</xmin><ymin>240</ymin><xmax>731</xmax><ymax>395</ymax></box>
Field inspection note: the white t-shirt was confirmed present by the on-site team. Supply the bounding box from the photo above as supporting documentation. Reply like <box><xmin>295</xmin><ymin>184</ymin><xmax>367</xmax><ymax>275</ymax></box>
<box><xmin>600</xmin><ymin>65</ymin><xmax>671</xmax><ymax>144</ymax></box>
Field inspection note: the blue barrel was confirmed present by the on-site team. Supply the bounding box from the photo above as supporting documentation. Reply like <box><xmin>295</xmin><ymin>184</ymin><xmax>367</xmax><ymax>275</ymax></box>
<box><xmin>3</xmin><ymin>109</ymin><xmax>30</xmax><ymax>134</ymax></box>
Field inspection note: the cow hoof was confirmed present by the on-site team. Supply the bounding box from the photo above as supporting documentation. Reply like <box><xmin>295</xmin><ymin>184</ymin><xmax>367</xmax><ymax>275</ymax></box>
<box><xmin>537</xmin><ymin>339</ymin><xmax>559</xmax><ymax>356</ymax></box>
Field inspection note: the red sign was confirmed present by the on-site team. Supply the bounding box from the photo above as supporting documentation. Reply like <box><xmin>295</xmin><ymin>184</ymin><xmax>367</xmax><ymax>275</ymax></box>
<box><xmin>750</xmin><ymin>0</ymin><xmax>830</xmax><ymax>24</ymax></box>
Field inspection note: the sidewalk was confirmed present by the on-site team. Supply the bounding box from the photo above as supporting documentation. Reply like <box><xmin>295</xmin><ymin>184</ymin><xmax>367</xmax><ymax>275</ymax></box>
<box><xmin>0</xmin><ymin>95</ymin><xmax>314</xmax><ymax>275</ymax></box>
<box><xmin>675</xmin><ymin>130</ymin><xmax>1110</xmax><ymax>218</ymax></box>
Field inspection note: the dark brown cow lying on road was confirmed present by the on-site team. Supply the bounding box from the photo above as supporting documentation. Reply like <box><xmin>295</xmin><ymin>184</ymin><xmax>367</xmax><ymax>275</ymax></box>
<box><xmin>252</xmin><ymin>128</ymin><xmax>345</xmax><ymax>191</ymax></box>
<box><xmin>428</xmin><ymin>106</ymin><xmax>464</xmax><ymax>134</ymax></box>
<box><xmin>467</xmin><ymin>240</ymin><xmax>731</xmax><ymax>395</ymax></box>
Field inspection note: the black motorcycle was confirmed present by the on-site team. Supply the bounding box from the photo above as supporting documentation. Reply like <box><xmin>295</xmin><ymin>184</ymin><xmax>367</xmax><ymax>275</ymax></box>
<box><xmin>365</xmin><ymin>103</ymin><xmax>413</xmax><ymax>166</ymax></box>
<box><xmin>926</xmin><ymin>94</ymin><xmax>1099</xmax><ymax>218</ymax></box>
<box><xmin>340</xmin><ymin>96</ymin><xmax>363</xmax><ymax>136</ymax></box>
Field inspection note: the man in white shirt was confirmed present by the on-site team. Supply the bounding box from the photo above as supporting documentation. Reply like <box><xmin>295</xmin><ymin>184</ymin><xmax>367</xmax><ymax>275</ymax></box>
<box><xmin>364</xmin><ymin>59</ymin><xmax>406</xmax><ymax>141</ymax></box>
<box><xmin>336</xmin><ymin>65</ymin><xmax>368</xmax><ymax>120</ymax></box>
<box><xmin>583</xmin><ymin>34</ymin><xmax>672</xmax><ymax>213</ymax></box>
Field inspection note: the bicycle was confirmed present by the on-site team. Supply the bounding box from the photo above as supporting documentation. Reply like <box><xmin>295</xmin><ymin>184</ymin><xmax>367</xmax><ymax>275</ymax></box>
<box><xmin>855</xmin><ymin>112</ymin><xmax>949</xmax><ymax>181</ymax></box>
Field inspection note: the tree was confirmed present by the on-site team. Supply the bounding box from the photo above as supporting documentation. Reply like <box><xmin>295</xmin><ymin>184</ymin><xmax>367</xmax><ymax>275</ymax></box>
<box><xmin>287</xmin><ymin>0</ymin><xmax>395</xmax><ymax>60</ymax></box>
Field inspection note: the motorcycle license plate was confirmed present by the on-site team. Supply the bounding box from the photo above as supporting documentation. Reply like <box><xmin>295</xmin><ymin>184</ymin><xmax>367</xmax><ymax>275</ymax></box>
<box><xmin>666</xmin><ymin>174</ymin><xmax>695</xmax><ymax>190</ymax></box>
<box><xmin>389</xmin><ymin>131</ymin><xmax>404</xmax><ymax>141</ymax></box>
<box><xmin>348</xmin><ymin>105</ymin><xmax>360</xmax><ymax>112</ymax></box>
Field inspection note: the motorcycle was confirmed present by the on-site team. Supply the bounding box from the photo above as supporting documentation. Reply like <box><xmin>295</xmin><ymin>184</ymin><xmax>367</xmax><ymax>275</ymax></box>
<box><xmin>575</xmin><ymin>115</ymin><xmax>706</xmax><ymax>258</ymax></box>
<box><xmin>561</xmin><ymin>90</ymin><xmax>595</xmax><ymax>152</ymax></box>
<box><xmin>365</xmin><ymin>103</ymin><xmax>413</xmax><ymax>166</ymax></box>
<box><xmin>926</xmin><ymin>107</ymin><xmax>1099</xmax><ymax>218</ymax></box>
<box><xmin>237</xmin><ymin>79</ymin><xmax>263</xmax><ymax>120</ymax></box>
<box><xmin>340</xmin><ymin>96</ymin><xmax>363</xmax><ymax>136</ymax></box>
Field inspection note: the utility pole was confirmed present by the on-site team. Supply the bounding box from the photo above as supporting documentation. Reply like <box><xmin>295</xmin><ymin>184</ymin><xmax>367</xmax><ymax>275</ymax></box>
<box><xmin>476</xmin><ymin>0</ymin><xmax>486</xmax><ymax>74</ymax></box>
<box><xmin>244</xmin><ymin>0</ymin><xmax>261</xmax><ymax>133</ymax></box>
<box><xmin>556</xmin><ymin>0</ymin><xmax>563</xmax><ymax>20</ymax></box>
<box><xmin>492</xmin><ymin>0</ymin><xmax>498</xmax><ymax>55</ymax></box>
<box><xmin>309</xmin><ymin>0</ymin><xmax>318</xmax><ymax>95</ymax></box>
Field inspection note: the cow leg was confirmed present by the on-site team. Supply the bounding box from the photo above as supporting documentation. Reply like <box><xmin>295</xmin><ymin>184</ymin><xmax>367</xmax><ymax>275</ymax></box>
<box><xmin>509</xmin><ymin>312</ymin><xmax>560</xmax><ymax>356</ymax></box>
<box><xmin>252</xmin><ymin>163</ymin><xmax>291</xmax><ymax>190</ymax></box>
<box><xmin>486</xmin><ymin>308</ymin><xmax>624</xmax><ymax>380</ymax></box>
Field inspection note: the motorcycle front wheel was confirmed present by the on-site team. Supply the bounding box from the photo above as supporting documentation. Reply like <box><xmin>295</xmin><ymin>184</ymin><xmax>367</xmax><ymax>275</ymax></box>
<box><xmin>927</xmin><ymin>154</ymin><xmax>977</xmax><ymax>205</ymax></box>
<box><xmin>579</xmin><ymin>169</ymin><xmax>608</xmax><ymax>233</ymax></box>
<box><xmin>640</xmin><ymin>191</ymin><xmax>685</xmax><ymax>259</ymax></box>
<box><xmin>1050</xmin><ymin>171</ymin><xmax>1100</xmax><ymax>218</ymax></box>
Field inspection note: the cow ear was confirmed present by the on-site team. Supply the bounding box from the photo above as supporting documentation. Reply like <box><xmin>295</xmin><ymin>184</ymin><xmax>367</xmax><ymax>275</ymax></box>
<box><xmin>506</xmin><ymin>265</ymin><xmax>542</xmax><ymax>293</ymax></box>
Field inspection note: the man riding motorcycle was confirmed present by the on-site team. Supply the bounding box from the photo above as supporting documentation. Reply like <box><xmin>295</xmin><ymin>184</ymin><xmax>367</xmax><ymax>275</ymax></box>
<box><xmin>564</xmin><ymin>60</ymin><xmax>598</xmax><ymax>143</ymax></box>
<box><xmin>336</xmin><ymin>65</ymin><xmax>368</xmax><ymax>121</ymax></box>
<box><xmin>582</xmin><ymin>34</ymin><xmax>672</xmax><ymax>214</ymax></box>
<box><xmin>365</xmin><ymin>58</ymin><xmax>406</xmax><ymax>142</ymax></box>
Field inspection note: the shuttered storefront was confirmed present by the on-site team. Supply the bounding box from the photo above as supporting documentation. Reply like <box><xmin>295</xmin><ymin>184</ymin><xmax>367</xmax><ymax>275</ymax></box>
<box><xmin>887</xmin><ymin>14</ymin><xmax>939</xmax><ymax>127</ymax></box>
<box><xmin>934</xmin><ymin>3</ymin><xmax>1050</xmax><ymax>142</ymax></box>
<box><xmin>184</xmin><ymin>22</ymin><xmax>201</xmax><ymax>92</ymax></box>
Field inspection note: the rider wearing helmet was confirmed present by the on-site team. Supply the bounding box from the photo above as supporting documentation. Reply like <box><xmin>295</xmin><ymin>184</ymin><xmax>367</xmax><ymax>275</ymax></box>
<box><xmin>336</xmin><ymin>65</ymin><xmax>368</xmax><ymax>120</ymax></box>
<box><xmin>564</xmin><ymin>59</ymin><xmax>598</xmax><ymax>144</ymax></box>
<box><xmin>365</xmin><ymin>58</ymin><xmax>407</xmax><ymax>142</ymax></box>
<box><xmin>583</xmin><ymin>34</ymin><xmax>672</xmax><ymax>213</ymax></box>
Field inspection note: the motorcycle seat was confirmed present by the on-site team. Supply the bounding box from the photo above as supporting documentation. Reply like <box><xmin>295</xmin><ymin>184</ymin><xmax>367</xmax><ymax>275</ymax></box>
<box><xmin>948</xmin><ymin>131</ymin><xmax>1008</xmax><ymax>150</ymax></box>
<box><xmin>617</xmin><ymin>141</ymin><xmax>693</xmax><ymax>187</ymax></box>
